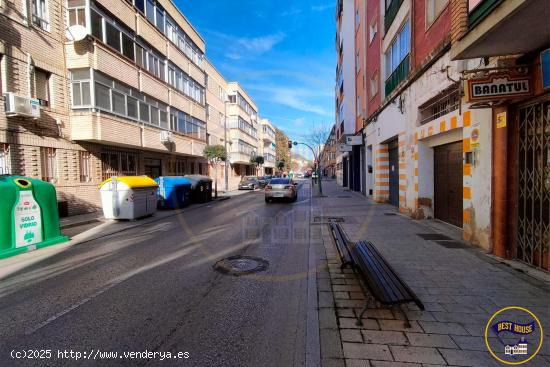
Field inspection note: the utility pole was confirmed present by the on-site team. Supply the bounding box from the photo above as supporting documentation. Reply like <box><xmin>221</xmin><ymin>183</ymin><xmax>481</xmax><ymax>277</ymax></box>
<box><xmin>224</xmin><ymin>99</ymin><xmax>229</xmax><ymax>192</ymax></box>
<box><xmin>293</xmin><ymin>141</ymin><xmax>323</xmax><ymax>196</ymax></box>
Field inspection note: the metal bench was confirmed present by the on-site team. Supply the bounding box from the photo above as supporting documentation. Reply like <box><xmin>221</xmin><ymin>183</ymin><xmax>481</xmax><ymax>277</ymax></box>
<box><xmin>329</xmin><ymin>221</ymin><xmax>354</xmax><ymax>270</ymax></box>
<box><xmin>350</xmin><ymin>240</ymin><xmax>425</xmax><ymax>327</ymax></box>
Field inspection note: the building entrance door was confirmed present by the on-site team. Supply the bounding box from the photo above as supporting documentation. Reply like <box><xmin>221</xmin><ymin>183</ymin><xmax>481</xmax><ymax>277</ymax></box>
<box><xmin>388</xmin><ymin>140</ymin><xmax>399</xmax><ymax>206</ymax></box>
<box><xmin>517</xmin><ymin>99</ymin><xmax>550</xmax><ymax>271</ymax></box>
<box><xmin>434</xmin><ymin>141</ymin><xmax>463</xmax><ymax>227</ymax></box>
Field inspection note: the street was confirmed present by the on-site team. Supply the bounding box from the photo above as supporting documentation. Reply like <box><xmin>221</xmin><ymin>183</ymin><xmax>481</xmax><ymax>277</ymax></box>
<box><xmin>0</xmin><ymin>182</ymin><xmax>315</xmax><ymax>367</ymax></box>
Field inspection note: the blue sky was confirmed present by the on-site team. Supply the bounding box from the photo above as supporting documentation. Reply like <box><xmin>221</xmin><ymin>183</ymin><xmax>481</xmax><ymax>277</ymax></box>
<box><xmin>175</xmin><ymin>0</ymin><xmax>335</xmax><ymax>158</ymax></box>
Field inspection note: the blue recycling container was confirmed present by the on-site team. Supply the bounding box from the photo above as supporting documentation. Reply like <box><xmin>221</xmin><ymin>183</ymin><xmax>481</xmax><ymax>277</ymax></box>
<box><xmin>154</xmin><ymin>176</ymin><xmax>192</xmax><ymax>209</ymax></box>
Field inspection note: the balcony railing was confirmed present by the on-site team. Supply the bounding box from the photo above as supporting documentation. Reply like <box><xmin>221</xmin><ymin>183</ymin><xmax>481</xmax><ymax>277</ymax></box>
<box><xmin>385</xmin><ymin>54</ymin><xmax>410</xmax><ymax>97</ymax></box>
<box><xmin>384</xmin><ymin>0</ymin><xmax>404</xmax><ymax>33</ymax></box>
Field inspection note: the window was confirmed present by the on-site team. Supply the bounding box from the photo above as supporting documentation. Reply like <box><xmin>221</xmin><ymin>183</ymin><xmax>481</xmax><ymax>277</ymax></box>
<box><xmin>71</xmin><ymin>69</ymin><xmax>91</xmax><ymax>107</ymax></box>
<box><xmin>146</xmin><ymin>0</ymin><xmax>155</xmax><ymax>23</ymax></box>
<box><xmin>155</xmin><ymin>5</ymin><xmax>165</xmax><ymax>33</ymax></box>
<box><xmin>91</xmin><ymin>10</ymin><xmax>103</xmax><ymax>39</ymax></box>
<box><xmin>139</xmin><ymin>101</ymin><xmax>150</xmax><ymax>122</ymax></box>
<box><xmin>0</xmin><ymin>144</ymin><xmax>9</xmax><ymax>175</ymax></box>
<box><xmin>228</xmin><ymin>94</ymin><xmax>236</xmax><ymax>103</ymax></box>
<box><xmin>95</xmin><ymin>83</ymin><xmax>111</xmax><ymax>109</ymax></box>
<box><xmin>79</xmin><ymin>151</ymin><xmax>91</xmax><ymax>182</ymax></box>
<box><xmin>122</xmin><ymin>33</ymin><xmax>134</xmax><ymax>60</ymax></box>
<box><xmin>67</xmin><ymin>0</ymin><xmax>86</xmax><ymax>27</ymax></box>
<box><xmin>32</xmin><ymin>0</ymin><xmax>49</xmax><ymax>30</ymax></box>
<box><xmin>426</xmin><ymin>0</ymin><xmax>448</xmax><ymax>26</ymax></box>
<box><xmin>136</xmin><ymin>44</ymin><xmax>146</xmax><ymax>68</ymax></box>
<box><xmin>135</xmin><ymin>0</ymin><xmax>145</xmax><ymax>13</ymax></box>
<box><xmin>105</xmin><ymin>22</ymin><xmax>121</xmax><ymax>51</ymax></box>
<box><xmin>385</xmin><ymin>21</ymin><xmax>410</xmax><ymax>78</ymax></box>
<box><xmin>41</xmin><ymin>147</ymin><xmax>57</xmax><ymax>183</ymax></box>
<box><xmin>370</xmin><ymin>72</ymin><xmax>379</xmax><ymax>98</ymax></box>
<box><xmin>127</xmin><ymin>96</ymin><xmax>138</xmax><ymax>118</ymax></box>
<box><xmin>112</xmin><ymin>90</ymin><xmax>126</xmax><ymax>114</ymax></box>
<box><xmin>33</xmin><ymin>68</ymin><xmax>50</xmax><ymax>106</ymax></box>
<box><xmin>101</xmin><ymin>151</ymin><xmax>138</xmax><ymax>180</ymax></box>
<box><xmin>369</xmin><ymin>20</ymin><xmax>377</xmax><ymax>43</ymax></box>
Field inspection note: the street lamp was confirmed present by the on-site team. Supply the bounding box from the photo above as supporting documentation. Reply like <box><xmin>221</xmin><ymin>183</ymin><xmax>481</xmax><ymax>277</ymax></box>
<box><xmin>224</xmin><ymin>98</ymin><xmax>229</xmax><ymax>192</ymax></box>
<box><xmin>292</xmin><ymin>141</ymin><xmax>324</xmax><ymax>196</ymax></box>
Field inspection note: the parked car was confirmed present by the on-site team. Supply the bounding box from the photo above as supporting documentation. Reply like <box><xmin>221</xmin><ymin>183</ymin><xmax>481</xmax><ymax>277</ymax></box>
<box><xmin>257</xmin><ymin>176</ymin><xmax>269</xmax><ymax>188</ymax></box>
<box><xmin>239</xmin><ymin>176</ymin><xmax>260</xmax><ymax>190</ymax></box>
<box><xmin>265</xmin><ymin>178</ymin><xmax>298</xmax><ymax>203</ymax></box>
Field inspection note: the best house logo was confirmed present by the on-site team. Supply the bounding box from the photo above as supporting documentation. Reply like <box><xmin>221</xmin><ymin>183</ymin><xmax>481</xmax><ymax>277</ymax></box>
<box><xmin>485</xmin><ymin>306</ymin><xmax>544</xmax><ymax>365</ymax></box>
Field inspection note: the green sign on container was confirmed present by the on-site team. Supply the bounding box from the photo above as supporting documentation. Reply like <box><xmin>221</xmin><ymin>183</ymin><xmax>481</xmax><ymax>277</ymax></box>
<box><xmin>0</xmin><ymin>176</ymin><xmax>68</xmax><ymax>259</ymax></box>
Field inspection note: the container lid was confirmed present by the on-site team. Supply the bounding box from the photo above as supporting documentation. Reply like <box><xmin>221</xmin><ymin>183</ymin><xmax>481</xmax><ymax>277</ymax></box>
<box><xmin>98</xmin><ymin>176</ymin><xmax>158</xmax><ymax>189</ymax></box>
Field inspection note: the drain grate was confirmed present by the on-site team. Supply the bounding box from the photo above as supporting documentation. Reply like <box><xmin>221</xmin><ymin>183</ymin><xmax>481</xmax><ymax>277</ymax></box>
<box><xmin>213</xmin><ymin>256</ymin><xmax>269</xmax><ymax>276</ymax></box>
<box><xmin>383</xmin><ymin>212</ymin><xmax>397</xmax><ymax>216</ymax></box>
<box><xmin>432</xmin><ymin>240</ymin><xmax>469</xmax><ymax>249</ymax></box>
<box><xmin>313</xmin><ymin>216</ymin><xmax>345</xmax><ymax>223</ymax></box>
<box><xmin>417</xmin><ymin>233</ymin><xmax>452</xmax><ymax>241</ymax></box>
<box><xmin>336</xmin><ymin>195</ymin><xmax>351</xmax><ymax>198</ymax></box>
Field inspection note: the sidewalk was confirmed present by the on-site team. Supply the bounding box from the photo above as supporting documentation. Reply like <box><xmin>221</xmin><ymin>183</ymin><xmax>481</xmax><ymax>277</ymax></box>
<box><xmin>313</xmin><ymin>180</ymin><xmax>550</xmax><ymax>367</ymax></box>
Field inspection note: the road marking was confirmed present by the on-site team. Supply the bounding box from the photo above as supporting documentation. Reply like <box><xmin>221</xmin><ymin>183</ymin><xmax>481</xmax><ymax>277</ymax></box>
<box><xmin>25</xmin><ymin>244</ymin><xmax>200</xmax><ymax>335</ymax></box>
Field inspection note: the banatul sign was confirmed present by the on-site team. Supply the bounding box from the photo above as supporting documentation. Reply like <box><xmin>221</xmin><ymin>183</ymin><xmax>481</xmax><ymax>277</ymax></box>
<box><xmin>466</xmin><ymin>74</ymin><xmax>532</xmax><ymax>103</ymax></box>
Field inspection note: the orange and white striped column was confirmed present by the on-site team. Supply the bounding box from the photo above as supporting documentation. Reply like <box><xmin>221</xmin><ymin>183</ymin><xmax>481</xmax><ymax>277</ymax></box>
<box><xmin>398</xmin><ymin>132</ymin><xmax>408</xmax><ymax>213</ymax></box>
<box><xmin>461</xmin><ymin>111</ymin><xmax>473</xmax><ymax>240</ymax></box>
<box><xmin>374</xmin><ymin>144</ymin><xmax>389</xmax><ymax>202</ymax></box>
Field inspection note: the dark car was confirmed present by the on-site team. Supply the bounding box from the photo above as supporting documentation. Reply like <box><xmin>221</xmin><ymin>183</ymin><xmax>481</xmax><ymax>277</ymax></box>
<box><xmin>257</xmin><ymin>176</ymin><xmax>269</xmax><ymax>188</ymax></box>
<box><xmin>238</xmin><ymin>176</ymin><xmax>260</xmax><ymax>190</ymax></box>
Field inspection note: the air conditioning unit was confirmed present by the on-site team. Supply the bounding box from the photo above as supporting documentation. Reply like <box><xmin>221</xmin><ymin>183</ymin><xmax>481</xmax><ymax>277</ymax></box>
<box><xmin>160</xmin><ymin>130</ymin><xmax>174</xmax><ymax>143</ymax></box>
<box><xmin>4</xmin><ymin>92</ymin><xmax>41</xmax><ymax>118</ymax></box>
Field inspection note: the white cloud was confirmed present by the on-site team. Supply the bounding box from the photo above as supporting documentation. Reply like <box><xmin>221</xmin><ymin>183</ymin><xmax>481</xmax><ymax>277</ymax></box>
<box><xmin>311</xmin><ymin>4</ymin><xmax>334</xmax><ymax>12</ymax></box>
<box><xmin>294</xmin><ymin>117</ymin><xmax>306</xmax><ymax>126</ymax></box>
<box><xmin>237</xmin><ymin>32</ymin><xmax>286</xmax><ymax>54</ymax></box>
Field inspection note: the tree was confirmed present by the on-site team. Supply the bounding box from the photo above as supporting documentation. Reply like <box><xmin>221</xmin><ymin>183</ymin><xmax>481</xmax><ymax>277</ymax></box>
<box><xmin>203</xmin><ymin>145</ymin><xmax>227</xmax><ymax>198</ymax></box>
<box><xmin>275</xmin><ymin>128</ymin><xmax>291</xmax><ymax>169</ymax></box>
<box><xmin>300</xmin><ymin>122</ymin><xmax>332</xmax><ymax>196</ymax></box>
<box><xmin>250</xmin><ymin>155</ymin><xmax>265</xmax><ymax>176</ymax></box>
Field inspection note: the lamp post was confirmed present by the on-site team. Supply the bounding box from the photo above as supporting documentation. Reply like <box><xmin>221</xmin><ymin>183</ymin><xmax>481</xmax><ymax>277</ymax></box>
<box><xmin>293</xmin><ymin>141</ymin><xmax>323</xmax><ymax>196</ymax></box>
<box><xmin>224</xmin><ymin>99</ymin><xmax>229</xmax><ymax>192</ymax></box>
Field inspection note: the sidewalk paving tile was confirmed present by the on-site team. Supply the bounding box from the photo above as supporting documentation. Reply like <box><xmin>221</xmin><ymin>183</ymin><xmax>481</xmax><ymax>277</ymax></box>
<box><xmin>370</xmin><ymin>362</ymin><xmax>421</xmax><ymax>367</ymax></box>
<box><xmin>313</xmin><ymin>181</ymin><xmax>550</xmax><ymax>367</ymax></box>
<box><xmin>389</xmin><ymin>346</ymin><xmax>446</xmax><ymax>365</ymax></box>
<box><xmin>342</xmin><ymin>343</ymin><xmax>393</xmax><ymax>361</ymax></box>
<box><xmin>361</xmin><ymin>330</ymin><xmax>409</xmax><ymax>346</ymax></box>
<box><xmin>405</xmin><ymin>333</ymin><xmax>458</xmax><ymax>349</ymax></box>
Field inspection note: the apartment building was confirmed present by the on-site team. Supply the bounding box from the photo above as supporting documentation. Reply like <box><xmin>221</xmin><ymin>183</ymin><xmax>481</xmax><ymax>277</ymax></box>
<box><xmin>203</xmin><ymin>58</ymin><xmax>239</xmax><ymax>191</ymax></box>
<box><xmin>449</xmin><ymin>0</ymin><xmax>550</xmax><ymax>271</ymax></box>
<box><xmin>0</xmin><ymin>0</ymin><xmax>216</xmax><ymax>215</ymax></box>
<box><xmin>226</xmin><ymin>82</ymin><xmax>259</xmax><ymax>177</ymax></box>
<box><xmin>335</xmin><ymin>0</ymin><xmax>357</xmax><ymax>188</ymax></box>
<box><xmin>321</xmin><ymin>125</ymin><xmax>337</xmax><ymax>178</ymax></box>
<box><xmin>259</xmin><ymin>118</ymin><xmax>276</xmax><ymax>176</ymax></box>
<box><xmin>335</xmin><ymin>0</ymin><xmax>497</xmax><ymax>252</ymax></box>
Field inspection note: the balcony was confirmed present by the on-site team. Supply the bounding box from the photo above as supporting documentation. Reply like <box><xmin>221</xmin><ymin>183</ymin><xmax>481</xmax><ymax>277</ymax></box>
<box><xmin>384</xmin><ymin>0</ymin><xmax>404</xmax><ymax>33</ymax></box>
<box><xmin>70</xmin><ymin>111</ymin><xmax>205</xmax><ymax>156</ymax></box>
<box><xmin>229</xmin><ymin>152</ymin><xmax>253</xmax><ymax>165</ymax></box>
<box><xmin>385</xmin><ymin>54</ymin><xmax>410</xmax><ymax>97</ymax></box>
<box><xmin>452</xmin><ymin>0</ymin><xmax>549</xmax><ymax>59</ymax></box>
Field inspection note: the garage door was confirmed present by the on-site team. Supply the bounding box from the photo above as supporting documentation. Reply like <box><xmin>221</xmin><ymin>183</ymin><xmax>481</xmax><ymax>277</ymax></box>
<box><xmin>434</xmin><ymin>142</ymin><xmax>463</xmax><ymax>227</ymax></box>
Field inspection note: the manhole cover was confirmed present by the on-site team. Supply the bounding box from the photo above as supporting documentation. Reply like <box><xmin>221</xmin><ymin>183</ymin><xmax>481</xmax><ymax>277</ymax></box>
<box><xmin>213</xmin><ymin>256</ymin><xmax>269</xmax><ymax>276</ymax></box>
<box><xmin>416</xmin><ymin>233</ymin><xmax>452</xmax><ymax>241</ymax></box>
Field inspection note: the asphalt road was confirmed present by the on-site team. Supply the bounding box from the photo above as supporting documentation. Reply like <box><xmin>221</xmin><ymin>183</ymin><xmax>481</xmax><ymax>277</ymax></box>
<box><xmin>0</xmin><ymin>181</ymin><xmax>314</xmax><ymax>367</ymax></box>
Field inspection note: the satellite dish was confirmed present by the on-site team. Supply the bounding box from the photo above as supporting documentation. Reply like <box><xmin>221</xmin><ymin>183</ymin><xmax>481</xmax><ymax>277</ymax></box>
<box><xmin>66</xmin><ymin>25</ymin><xmax>88</xmax><ymax>42</ymax></box>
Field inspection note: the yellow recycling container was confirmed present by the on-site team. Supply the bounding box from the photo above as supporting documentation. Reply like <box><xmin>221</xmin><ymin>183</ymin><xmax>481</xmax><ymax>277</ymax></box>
<box><xmin>98</xmin><ymin>176</ymin><xmax>158</xmax><ymax>220</ymax></box>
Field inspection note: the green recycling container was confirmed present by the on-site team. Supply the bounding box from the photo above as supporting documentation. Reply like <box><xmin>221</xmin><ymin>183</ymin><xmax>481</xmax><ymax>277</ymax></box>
<box><xmin>0</xmin><ymin>176</ymin><xmax>68</xmax><ymax>259</ymax></box>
